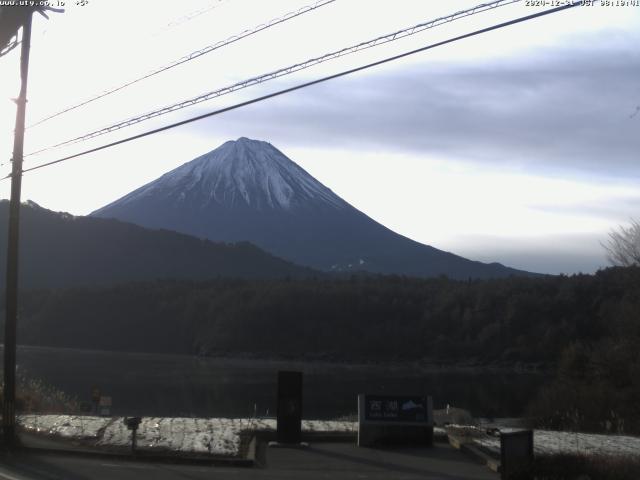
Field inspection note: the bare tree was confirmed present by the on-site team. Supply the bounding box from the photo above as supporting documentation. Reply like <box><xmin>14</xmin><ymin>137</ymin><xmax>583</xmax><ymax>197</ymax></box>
<box><xmin>603</xmin><ymin>219</ymin><xmax>640</xmax><ymax>267</ymax></box>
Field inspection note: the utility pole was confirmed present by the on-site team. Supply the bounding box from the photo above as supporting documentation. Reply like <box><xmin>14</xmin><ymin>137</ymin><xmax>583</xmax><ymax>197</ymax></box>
<box><xmin>3</xmin><ymin>10</ymin><xmax>32</xmax><ymax>447</ymax></box>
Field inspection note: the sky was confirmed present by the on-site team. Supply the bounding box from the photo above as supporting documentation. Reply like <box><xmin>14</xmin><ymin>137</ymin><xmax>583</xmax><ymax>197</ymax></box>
<box><xmin>0</xmin><ymin>0</ymin><xmax>638</xmax><ymax>275</ymax></box>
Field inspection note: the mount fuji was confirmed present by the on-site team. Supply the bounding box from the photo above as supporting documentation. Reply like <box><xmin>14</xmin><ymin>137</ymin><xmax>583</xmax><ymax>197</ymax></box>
<box><xmin>92</xmin><ymin>137</ymin><xmax>532</xmax><ymax>279</ymax></box>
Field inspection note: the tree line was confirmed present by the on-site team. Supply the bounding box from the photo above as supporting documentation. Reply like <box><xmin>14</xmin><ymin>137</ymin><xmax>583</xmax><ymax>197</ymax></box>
<box><xmin>5</xmin><ymin>267</ymin><xmax>635</xmax><ymax>363</ymax></box>
<box><xmin>4</xmin><ymin>266</ymin><xmax>639</xmax><ymax>433</ymax></box>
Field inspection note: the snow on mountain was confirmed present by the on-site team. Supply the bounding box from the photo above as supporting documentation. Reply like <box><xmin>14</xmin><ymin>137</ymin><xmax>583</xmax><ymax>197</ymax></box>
<box><xmin>109</xmin><ymin>137</ymin><xmax>346</xmax><ymax>212</ymax></box>
<box><xmin>93</xmin><ymin>138</ymin><xmax>535</xmax><ymax>279</ymax></box>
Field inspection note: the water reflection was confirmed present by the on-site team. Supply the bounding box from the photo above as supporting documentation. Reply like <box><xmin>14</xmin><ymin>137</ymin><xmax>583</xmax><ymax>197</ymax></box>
<box><xmin>10</xmin><ymin>346</ymin><xmax>547</xmax><ymax>419</ymax></box>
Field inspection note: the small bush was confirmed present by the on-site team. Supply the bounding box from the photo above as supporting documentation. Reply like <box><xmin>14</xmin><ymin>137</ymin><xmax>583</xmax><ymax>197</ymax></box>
<box><xmin>533</xmin><ymin>453</ymin><xmax>640</xmax><ymax>480</ymax></box>
<box><xmin>0</xmin><ymin>372</ymin><xmax>79</xmax><ymax>414</ymax></box>
<box><xmin>528</xmin><ymin>341</ymin><xmax>640</xmax><ymax>435</ymax></box>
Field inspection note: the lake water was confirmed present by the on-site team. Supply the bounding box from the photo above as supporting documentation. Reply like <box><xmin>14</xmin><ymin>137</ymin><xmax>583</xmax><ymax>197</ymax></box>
<box><xmin>10</xmin><ymin>346</ymin><xmax>547</xmax><ymax>419</ymax></box>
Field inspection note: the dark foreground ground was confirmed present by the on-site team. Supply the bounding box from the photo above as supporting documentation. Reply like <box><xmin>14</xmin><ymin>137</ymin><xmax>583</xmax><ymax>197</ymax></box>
<box><xmin>0</xmin><ymin>442</ymin><xmax>496</xmax><ymax>480</ymax></box>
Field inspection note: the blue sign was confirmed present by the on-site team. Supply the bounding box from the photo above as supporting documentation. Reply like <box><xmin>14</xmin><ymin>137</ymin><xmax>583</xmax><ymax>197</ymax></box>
<box><xmin>364</xmin><ymin>395</ymin><xmax>428</xmax><ymax>422</ymax></box>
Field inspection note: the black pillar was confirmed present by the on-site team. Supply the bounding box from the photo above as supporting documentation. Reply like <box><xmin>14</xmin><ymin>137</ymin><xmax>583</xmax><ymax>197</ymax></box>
<box><xmin>276</xmin><ymin>371</ymin><xmax>302</xmax><ymax>444</ymax></box>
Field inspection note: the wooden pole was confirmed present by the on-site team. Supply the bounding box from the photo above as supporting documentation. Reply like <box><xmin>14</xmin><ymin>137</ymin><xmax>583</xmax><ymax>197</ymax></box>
<box><xmin>3</xmin><ymin>10</ymin><xmax>32</xmax><ymax>447</ymax></box>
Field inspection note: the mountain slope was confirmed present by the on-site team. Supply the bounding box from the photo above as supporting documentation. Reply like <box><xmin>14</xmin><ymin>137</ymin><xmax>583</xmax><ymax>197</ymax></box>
<box><xmin>93</xmin><ymin>137</ymin><xmax>534</xmax><ymax>279</ymax></box>
<box><xmin>0</xmin><ymin>200</ymin><xmax>315</xmax><ymax>289</ymax></box>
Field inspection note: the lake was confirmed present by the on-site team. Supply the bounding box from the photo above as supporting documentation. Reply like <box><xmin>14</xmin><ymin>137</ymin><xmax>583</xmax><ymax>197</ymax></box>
<box><xmin>9</xmin><ymin>345</ymin><xmax>547</xmax><ymax>419</ymax></box>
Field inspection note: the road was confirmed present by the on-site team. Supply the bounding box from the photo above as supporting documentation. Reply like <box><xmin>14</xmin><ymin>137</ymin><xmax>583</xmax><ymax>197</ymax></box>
<box><xmin>0</xmin><ymin>442</ymin><xmax>497</xmax><ymax>479</ymax></box>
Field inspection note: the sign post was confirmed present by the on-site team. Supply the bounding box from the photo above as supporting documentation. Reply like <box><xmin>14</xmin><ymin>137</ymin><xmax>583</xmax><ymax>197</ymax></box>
<box><xmin>358</xmin><ymin>394</ymin><xmax>434</xmax><ymax>447</ymax></box>
<box><xmin>90</xmin><ymin>386</ymin><xmax>101</xmax><ymax>414</ymax></box>
<box><xmin>98</xmin><ymin>396</ymin><xmax>112</xmax><ymax>417</ymax></box>
<box><xmin>124</xmin><ymin>417</ymin><xmax>142</xmax><ymax>454</ymax></box>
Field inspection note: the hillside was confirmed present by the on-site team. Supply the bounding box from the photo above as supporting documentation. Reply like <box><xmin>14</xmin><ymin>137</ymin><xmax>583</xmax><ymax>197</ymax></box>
<box><xmin>0</xmin><ymin>200</ymin><xmax>316</xmax><ymax>289</ymax></box>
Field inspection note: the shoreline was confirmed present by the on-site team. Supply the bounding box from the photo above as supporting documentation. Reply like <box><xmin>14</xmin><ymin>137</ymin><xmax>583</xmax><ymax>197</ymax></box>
<box><xmin>8</xmin><ymin>344</ymin><xmax>553</xmax><ymax>375</ymax></box>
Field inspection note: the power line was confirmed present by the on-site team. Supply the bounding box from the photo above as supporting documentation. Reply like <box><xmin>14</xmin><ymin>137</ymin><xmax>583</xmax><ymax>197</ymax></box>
<box><xmin>5</xmin><ymin>2</ymin><xmax>580</xmax><ymax>181</ymax></box>
<box><xmin>26</xmin><ymin>0</ymin><xmax>522</xmax><ymax>157</ymax></box>
<box><xmin>161</xmin><ymin>0</ymin><xmax>224</xmax><ymax>30</ymax></box>
<box><xmin>26</xmin><ymin>0</ymin><xmax>337</xmax><ymax>130</ymax></box>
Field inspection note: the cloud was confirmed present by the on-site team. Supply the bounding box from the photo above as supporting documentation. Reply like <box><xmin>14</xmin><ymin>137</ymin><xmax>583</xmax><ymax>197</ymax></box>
<box><xmin>197</xmin><ymin>29</ymin><xmax>640</xmax><ymax>179</ymax></box>
<box><xmin>530</xmin><ymin>193</ymin><xmax>640</xmax><ymax>222</ymax></box>
<box><xmin>452</xmin><ymin>232</ymin><xmax>609</xmax><ymax>275</ymax></box>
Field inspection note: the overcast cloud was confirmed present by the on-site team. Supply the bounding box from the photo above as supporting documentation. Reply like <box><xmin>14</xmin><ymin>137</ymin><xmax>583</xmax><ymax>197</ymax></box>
<box><xmin>202</xmin><ymin>31</ymin><xmax>640</xmax><ymax>179</ymax></box>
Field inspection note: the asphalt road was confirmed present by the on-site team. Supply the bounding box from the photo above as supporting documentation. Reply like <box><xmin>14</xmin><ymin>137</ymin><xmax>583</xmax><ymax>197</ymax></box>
<box><xmin>0</xmin><ymin>442</ymin><xmax>497</xmax><ymax>480</ymax></box>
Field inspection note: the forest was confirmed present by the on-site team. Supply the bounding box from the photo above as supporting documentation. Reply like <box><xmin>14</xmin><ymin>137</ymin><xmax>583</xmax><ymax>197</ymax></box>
<box><xmin>6</xmin><ymin>266</ymin><xmax>640</xmax><ymax>433</ymax></box>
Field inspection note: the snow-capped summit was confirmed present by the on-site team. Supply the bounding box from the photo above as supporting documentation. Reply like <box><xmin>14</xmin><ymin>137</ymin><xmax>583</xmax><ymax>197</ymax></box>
<box><xmin>112</xmin><ymin>137</ymin><xmax>345</xmax><ymax>212</ymax></box>
<box><xmin>92</xmin><ymin>138</ymin><xmax>532</xmax><ymax>279</ymax></box>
